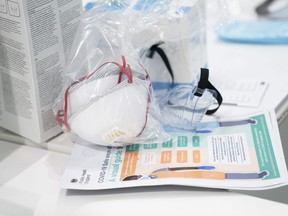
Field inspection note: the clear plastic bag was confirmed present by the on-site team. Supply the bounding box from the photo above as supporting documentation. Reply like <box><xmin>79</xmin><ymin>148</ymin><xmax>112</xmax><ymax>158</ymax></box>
<box><xmin>54</xmin><ymin>55</ymin><xmax>171</xmax><ymax>147</ymax></box>
<box><xmin>84</xmin><ymin>0</ymin><xmax>208</xmax><ymax>85</ymax></box>
<box><xmin>137</xmin><ymin>0</ymin><xmax>207</xmax><ymax>85</ymax></box>
<box><xmin>53</xmin><ymin>2</ymin><xmax>173</xmax><ymax>147</ymax></box>
<box><xmin>156</xmin><ymin>68</ymin><xmax>222</xmax><ymax>132</ymax></box>
<box><xmin>53</xmin><ymin>0</ymin><xmax>223</xmax><ymax>146</ymax></box>
<box><xmin>129</xmin><ymin>0</ymin><xmax>223</xmax><ymax>132</ymax></box>
<box><xmin>159</xmin><ymin>85</ymin><xmax>217</xmax><ymax>132</ymax></box>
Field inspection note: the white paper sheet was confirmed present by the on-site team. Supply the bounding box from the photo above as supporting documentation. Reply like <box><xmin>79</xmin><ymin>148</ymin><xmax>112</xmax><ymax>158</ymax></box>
<box><xmin>214</xmin><ymin>79</ymin><xmax>269</xmax><ymax>108</ymax></box>
<box><xmin>61</xmin><ymin>110</ymin><xmax>288</xmax><ymax>190</ymax></box>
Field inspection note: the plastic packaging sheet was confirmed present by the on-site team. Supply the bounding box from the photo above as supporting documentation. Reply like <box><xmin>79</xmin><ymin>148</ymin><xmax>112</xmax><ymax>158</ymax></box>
<box><xmin>53</xmin><ymin>0</ymin><xmax>224</xmax><ymax>147</ymax></box>
<box><xmin>157</xmin><ymin>84</ymin><xmax>217</xmax><ymax>132</ymax></box>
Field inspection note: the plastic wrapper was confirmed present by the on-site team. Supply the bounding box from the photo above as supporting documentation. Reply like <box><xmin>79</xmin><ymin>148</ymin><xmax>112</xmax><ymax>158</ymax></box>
<box><xmin>84</xmin><ymin>0</ymin><xmax>208</xmax><ymax>85</ymax></box>
<box><xmin>53</xmin><ymin>1</ymin><xmax>178</xmax><ymax>147</ymax></box>
<box><xmin>155</xmin><ymin>68</ymin><xmax>221</xmax><ymax>132</ymax></box>
<box><xmin>137</xmin><ymin>0</ymin><xmax>207</xmax><ymax>86</ymax></box>
<box><xmin>158</xmin><ymin>84</ymin><xmax>217</xmax><ymax>132</ymax></box>
<box><xmin>53</xmin><ymin>55</ymin><xmax>171</xmax><ymax>146</ymax></box>
<box><xmin>53</xmin><ymin>0</ymin><xmax>224</xmax><ymax>147</ymax></box>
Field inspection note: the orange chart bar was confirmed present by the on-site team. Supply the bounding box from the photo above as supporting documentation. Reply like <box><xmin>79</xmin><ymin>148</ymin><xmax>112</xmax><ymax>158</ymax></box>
<box><xmin>177</xmin><ymin>150</ymin><xmax>188</xmax><ymax>163</ymax></box>
<box><xmin>192</xmin><ymin>150</ymin><xmax>201</xmax><ymax>163</ymax></box>
<box><xmin>120</xmin><ymin>152</ymin><xmax>139</xmax><ymax>180</ymax></box>
<box><xmin>161</xmin><ymin>151</ymin><xmax>172</xmax><ymax>164</ymax></box>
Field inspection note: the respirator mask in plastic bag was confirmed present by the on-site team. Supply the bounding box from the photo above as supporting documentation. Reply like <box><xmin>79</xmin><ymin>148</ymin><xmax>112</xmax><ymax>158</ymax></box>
<box><xmin>54</xmin><ymin>56</ymin><xmax>170</xmax><ymax>147</ymax></box>
<box><xmin>54</xmin><ymin>0</ymin><xmax>223</xmax><ymax>146</ymax></box>
<box><xmin>53</xmin><ymin>4</ymin><xmax>171</xmax><ymax>147</ymax></box>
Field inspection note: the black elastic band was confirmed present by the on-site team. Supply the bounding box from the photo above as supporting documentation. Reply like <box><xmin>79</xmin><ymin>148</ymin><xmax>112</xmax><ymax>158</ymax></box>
<box><xmin>205</xmin><ymin>81</ymin><xmax>223</xmax><ymax>115</ymax></box>
<box><xmin>255</xmin><ymin>0</ymin><xmax>275</xmax><ymax>16</ymax></box>
<box><xmin>194</xmin><ymin>68</ymin><xmax>223</xmax><ymax>115</ymax></box>
<box><xmin>147</xmin><ymin>42</ymin><xmax>174</xmax><ymax>83</ymax></box>
<box><xmin>194</xmin><ymin>68</ymin><xmax>209</xmax><ymax>97</ymax></box>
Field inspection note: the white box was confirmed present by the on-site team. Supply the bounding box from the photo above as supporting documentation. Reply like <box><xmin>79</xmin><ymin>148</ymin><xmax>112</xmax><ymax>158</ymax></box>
<box><xmin>0</xmin><ymin>0</ymin><xmax>83</xmax><ymax>143</ymax></box>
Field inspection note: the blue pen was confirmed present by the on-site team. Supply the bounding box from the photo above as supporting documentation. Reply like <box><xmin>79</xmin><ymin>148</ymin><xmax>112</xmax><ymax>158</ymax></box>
<box><xmin>163</xmin><ymin>125</ymin><xmax>212</xmax><ymax>134</ymax></box>
<box><xmin>152</xmin><ymin>166</ymin><xmax>215</xmax><ymax>173</ymax></box>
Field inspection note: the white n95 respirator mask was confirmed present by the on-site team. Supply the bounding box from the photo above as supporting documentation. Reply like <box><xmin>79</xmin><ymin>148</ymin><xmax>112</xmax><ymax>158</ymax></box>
<box><xmin>55</xmin><ymin>56</ymin><xmax>169</xmax><ymax>146</ymax></box>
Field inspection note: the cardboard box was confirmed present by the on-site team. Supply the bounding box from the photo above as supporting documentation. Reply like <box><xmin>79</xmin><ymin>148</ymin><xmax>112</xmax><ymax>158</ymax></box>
<box><xmin>0</xmin><ymin>0</ymin><xmax>83</xmax><ymax>143</ymax></box>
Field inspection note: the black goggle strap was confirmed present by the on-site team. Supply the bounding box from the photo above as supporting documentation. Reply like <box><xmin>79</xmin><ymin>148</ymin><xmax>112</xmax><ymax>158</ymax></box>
<box><xmin>147</xmin><ymin>42</ymin><xmax>174</xmax><ymax>84</ymax></box>
<box><xmin>194</xmin><ymin>68</ymin><xmax>223</xmax><ymax>115</ymax></box>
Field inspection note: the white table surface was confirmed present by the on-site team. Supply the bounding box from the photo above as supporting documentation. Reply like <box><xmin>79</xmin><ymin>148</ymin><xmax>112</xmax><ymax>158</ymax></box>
<box><xmin>207</xmin><ymin>32</ymin><xmax>288</xmax><ymax>121</ymax></box>
<box><xmin>1</xmin><ymin>140</ymin><xmax>288</xmax><ymax>216</ymax></box>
